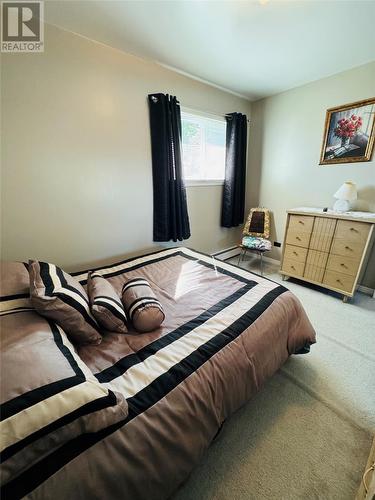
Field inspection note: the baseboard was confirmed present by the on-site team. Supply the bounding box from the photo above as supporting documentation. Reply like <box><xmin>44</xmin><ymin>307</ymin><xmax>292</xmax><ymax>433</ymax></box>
<box><xmin>356</xmin><ymin>284</ymin><xmax>375</xmax><ymax>297</ymax></box>
<box><xmin>211</xmin><ymin>246</ymin><xmax>241</xmax><ymax>261</ymax></box>
<box><xmin>212</xmin><ymin>245</ymin><xmax>281</xmax><ymax>265</ymax></box>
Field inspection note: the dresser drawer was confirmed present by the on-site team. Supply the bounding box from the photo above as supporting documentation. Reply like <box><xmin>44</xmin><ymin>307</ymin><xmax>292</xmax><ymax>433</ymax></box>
<box><xmin>323</xmin><ymin>270</ymin><xmax>355</xmax><ymax>294</ymax></box>
<box><xmin>334</xmin><ymin>219</ymin><xmax>370</xmax><ymax>244</ymax></box>
<box><xmin>330</xmin><ymin>238</ymin><xmax>367</xmax><ymax>259</ymax></box>
<box><xmin>285</xmin><ymin>230</ymin><xmax>311</xmax><ymax>248</ymax></box>
<box><xmin>326</xmin><ymin>254</ymin><xmax>360</xmax><ymax>277</ymax></box>
<box><xmin>288</xmin><ymin>215</ymin><xmax>314</xmax><ymax>233</ymax></box>
<box><xmin>283</xmin><ymin>245</ymin><xmax>308</xmax><ymax>263</ymax></box>
<box><xmin>303</xmin><ymin>250</ymin><xmax>329</xmax><ymax>283</ymax></box>
<box><xmin>309</xmin><ymin>217</ymin><xmax>336</xmax><ymax>252</ymax></box>
<box><xmin>286</xmin><ymin>215</ymin><xmax>314</xmax><ymax>248</ymax></box>
<box><xmin>281</xmin><ymin>259</ymin><xmax>305</xmax><ymax>277</ymax></box>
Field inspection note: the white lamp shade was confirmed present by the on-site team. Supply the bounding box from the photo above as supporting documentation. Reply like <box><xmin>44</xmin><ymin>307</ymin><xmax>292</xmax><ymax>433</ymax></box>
<box><xmin>334</xmin><ymin>182</ymin><xmax>357</xmax><ymax>201</ymax></box>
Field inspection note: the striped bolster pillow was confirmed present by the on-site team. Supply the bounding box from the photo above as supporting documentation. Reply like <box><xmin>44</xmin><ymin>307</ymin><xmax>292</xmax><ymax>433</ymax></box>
<box><xmin>29</xmin><ymin>260</ymin><xmax>102</xmax><ymax>345</ymax></box>
<box><xmin>121</xmin><ymin>278</ymin><xmax>165</xmax><ymax>333</ymax></box>
<box><xmin>87</xmin><ymin>272</ymin><xmax>128</xmax><ymax>333</ymax></box>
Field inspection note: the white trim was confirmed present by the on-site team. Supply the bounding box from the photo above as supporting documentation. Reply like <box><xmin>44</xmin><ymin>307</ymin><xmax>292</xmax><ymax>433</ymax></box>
<box><xmin>93</xmin><ymin>297</ymin><xmax>125</xmax><ymax>316</ymax></box>
<box><xmin>185</xmin><ymin>179</ymin><xmax>224</xmax><ymax>187</ymax></box>
<box><xmin>239</xmin><ymin>254</ymin><xmax>281</xmax><ymax>266</ymax></box>
<box><xmin>212</xmin><ymin>245</ymin><xmax>238</xmax><ymax>256</ymax></box>
<box><xmin>212</xmin><ymin>246</ymin><xmax>240</xmax><ymax>261</ymax></box>
<box><xmin>212</xmin><ymin>246</ymin><xmax>281</xmax><ymax>265</ymax></box>
<box><xmin>182</xmin><ymin>106</ymin><xmax>226</xmax><ymax>122</ymax></box>
<box><xmin>357</xmin><ymin>285</ymin><xmax>375</xmax><ymax>297</ymax></box>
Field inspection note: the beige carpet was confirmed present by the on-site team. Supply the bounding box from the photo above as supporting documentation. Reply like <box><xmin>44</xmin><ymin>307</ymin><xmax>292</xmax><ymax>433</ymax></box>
<box><xmin>172</xmin><ymin>255</ymin><xmax>374</xmax><ymax>500</ymax></box>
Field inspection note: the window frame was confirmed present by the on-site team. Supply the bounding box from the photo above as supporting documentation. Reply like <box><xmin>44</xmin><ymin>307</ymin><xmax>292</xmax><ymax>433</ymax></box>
<box><xmin>181</xmin><ymin>107</ymin><xmax>227</xmax><ymax>187</ymax></box>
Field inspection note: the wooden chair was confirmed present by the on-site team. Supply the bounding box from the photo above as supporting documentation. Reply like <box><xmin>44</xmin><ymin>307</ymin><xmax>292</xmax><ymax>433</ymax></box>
<box><xmin>238</xmin><ymin>208</ymin><xmax>272</xmax><ymax>275</ymax></box>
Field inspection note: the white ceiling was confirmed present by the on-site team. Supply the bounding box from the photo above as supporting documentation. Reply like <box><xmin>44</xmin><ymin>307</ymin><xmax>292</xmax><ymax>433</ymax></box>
<box><xmin>45</xmin><ymin>0</ymin><xmax>375</xmax><ymax>101</ymax></box>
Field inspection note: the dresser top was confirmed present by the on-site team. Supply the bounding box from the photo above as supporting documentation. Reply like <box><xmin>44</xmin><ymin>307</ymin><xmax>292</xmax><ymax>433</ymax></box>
<box><xmin>288</xmin><ymin>207</ymin><xmax>375</xmax><ymax>223</ymax></box>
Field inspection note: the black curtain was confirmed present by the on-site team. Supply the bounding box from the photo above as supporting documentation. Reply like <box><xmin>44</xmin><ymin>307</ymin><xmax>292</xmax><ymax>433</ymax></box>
<box><xmin>221</xmin><ymin>113</ymin><xmax>248</xmax><ymax>228</ymax></box>
<box><xmin>148</xmin><ymin>93</ymin><xmax>191</xmax><ymax>242</ymax></box>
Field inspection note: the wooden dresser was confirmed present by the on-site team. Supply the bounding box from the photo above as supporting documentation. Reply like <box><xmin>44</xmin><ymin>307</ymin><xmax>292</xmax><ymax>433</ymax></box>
<box><xmin>280</xmin><ymin>208</ymin><xmax>375</xmax><ymax>301</ymax></box>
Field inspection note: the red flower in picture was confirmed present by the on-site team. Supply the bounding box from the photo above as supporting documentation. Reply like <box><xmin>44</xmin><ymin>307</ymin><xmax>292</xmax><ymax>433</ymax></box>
<box><xmin>334</xmin><ymin>113</ymin><xmax>362</xmax><ymax>142</ymax></box>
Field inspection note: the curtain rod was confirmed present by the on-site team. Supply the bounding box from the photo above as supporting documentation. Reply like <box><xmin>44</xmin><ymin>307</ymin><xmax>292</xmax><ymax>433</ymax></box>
<box><xmin>182</xmin><ymin>105</ymin><xmax>250</xmax><ymax>123</ymax></box>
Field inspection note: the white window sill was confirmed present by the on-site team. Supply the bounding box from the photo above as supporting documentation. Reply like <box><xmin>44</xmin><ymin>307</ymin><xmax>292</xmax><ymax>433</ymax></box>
<box><xmin>185</xmin><ymin>179</ymin><xmax>224</xmax><ymax>187</ymax></box>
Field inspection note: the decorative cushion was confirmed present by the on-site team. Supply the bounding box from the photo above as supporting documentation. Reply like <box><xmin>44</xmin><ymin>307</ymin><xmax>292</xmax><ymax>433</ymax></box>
<box><xmin>29</xmin><ymin>260</ymin><xmax>102</xmax><ymax>345</ymax></box>
<box><xmin>243</xmin><ymin>208</ymin><xmax>270</xmax><ymax>238</ymax></box>
<box><xmin>87</xmin><ymin>272</ymin><xmax>128</xmax><ymax>333</ymax></box>
<box><xmin>0</xmin><ymin>261</ymin><xmax>29</xmax><ymax>297</ymax></box>
<box><xmin>0</xmin><ymin>261</ymin><xmax>32</xmax><ymax>315</ymax></box>
<box><xmin>0</xmin><ymin>311</ymin><xmax>128</xmax><ymax>486</ymax></box>
<box><xmin>242</xmin><ymin>236</ymin><xmax>272</xmax><ymax>251</ymax></box>
<box><xmin>121</xmin><ymin>278</ymin><xmax>165</xmax><ymax>333</ymax></box>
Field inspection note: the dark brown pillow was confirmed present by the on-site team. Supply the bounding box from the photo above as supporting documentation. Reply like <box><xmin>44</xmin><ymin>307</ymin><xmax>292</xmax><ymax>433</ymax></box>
<box><xmin>29</xmin><ymin>260</ymin><xmax>102</xmax><ymax>345</ymax></box>
<box><xmin>87</xmin><ymin>272</ymin><xmax>128</xmax><ymax>333</ymax></box>
<box><xmin>121</xmin><ymin>278</ymin><xmax>164</xmax><ymax>333</ymax></box>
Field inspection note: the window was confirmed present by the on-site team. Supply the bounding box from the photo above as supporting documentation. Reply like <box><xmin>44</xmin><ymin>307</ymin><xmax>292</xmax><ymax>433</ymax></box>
<box><xmin>181</xmin><ymin>110</ymin><xmax>226</xmax><ymax>184</ymax></box>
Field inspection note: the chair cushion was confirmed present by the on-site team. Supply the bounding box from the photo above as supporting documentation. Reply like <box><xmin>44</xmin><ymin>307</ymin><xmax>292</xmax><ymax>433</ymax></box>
<box><xmin>242</xmin><ymin>236</ymin><xmax>272</xmax><ymax>251</ymax></box>
<box><xmin>87</xmin><ymin>271</ymin><xmax>128</xmax><ymax>333</ymax></box>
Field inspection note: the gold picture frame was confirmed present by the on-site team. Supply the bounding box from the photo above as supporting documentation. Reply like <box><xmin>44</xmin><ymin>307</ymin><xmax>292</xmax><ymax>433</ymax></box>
<box><xmin>243</xmin><ymin>208</ymin><xmax>270</xmax><ymax>239</ymax></box>
<box><xmin>319</xmin><ymin>97</ymin><xmax>375</xmax><ymax>165</ymax></box>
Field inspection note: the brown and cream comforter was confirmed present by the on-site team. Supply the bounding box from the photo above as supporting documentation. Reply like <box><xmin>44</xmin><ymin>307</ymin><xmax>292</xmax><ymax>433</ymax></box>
<box><xmin>0</xmin><ymin>247</ymin><xmax>316</xmax><ymax>499</ymax></box>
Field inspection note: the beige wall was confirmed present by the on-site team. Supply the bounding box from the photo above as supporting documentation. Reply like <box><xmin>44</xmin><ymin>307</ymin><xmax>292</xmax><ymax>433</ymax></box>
<box><xmin>247</xmin><ymin>61</ymin><xmax>375</xmax><ymax>288</ymax></box>
<box><xmin>2</xmin><ymin>22</ymin><xmax>374</xmax><ymax>287</ymax></box>
<box><xmin>1</xmin><ymin>23</ymin><xmax>250</xmax><ymax>271</ymax></box>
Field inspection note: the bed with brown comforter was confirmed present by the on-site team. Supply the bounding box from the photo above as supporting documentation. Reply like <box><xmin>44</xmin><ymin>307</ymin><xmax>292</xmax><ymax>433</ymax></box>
<box><xmin>0</xmin><ymin>247</ymin><xmax>316</xmax><ymax>499</ymax></box>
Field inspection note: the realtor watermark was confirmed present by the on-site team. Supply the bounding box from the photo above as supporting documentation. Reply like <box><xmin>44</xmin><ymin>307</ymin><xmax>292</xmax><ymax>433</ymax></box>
<box><xmin>1</xmin><ymin>1</ymin><xmax>44</xmax><ymax>52</ymax></box>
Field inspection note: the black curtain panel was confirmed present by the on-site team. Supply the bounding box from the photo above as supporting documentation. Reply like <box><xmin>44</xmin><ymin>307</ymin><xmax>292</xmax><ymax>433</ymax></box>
<box><xmin>221</xmin><ymin>112</ymin><xmax>248</xmax><ymax>228</ymax></box>
<box><xmin>148</xmin><ymin>93</ymin><xmax>191</xmax><ymax>242</ymax></box>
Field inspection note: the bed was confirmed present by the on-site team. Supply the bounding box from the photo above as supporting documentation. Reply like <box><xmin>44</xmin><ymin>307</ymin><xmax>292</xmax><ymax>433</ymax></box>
<box><xmin>0</xmin><ymin>247</ymin><xmax>316</xmax><ymax>499</ymax></box>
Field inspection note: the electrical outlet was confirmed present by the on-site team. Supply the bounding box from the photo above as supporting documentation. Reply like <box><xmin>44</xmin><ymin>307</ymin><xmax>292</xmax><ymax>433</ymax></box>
<box><xmin>274</xmin><ymin>241</ymin><xmax>281</xmax><ymax>247</ymax></box>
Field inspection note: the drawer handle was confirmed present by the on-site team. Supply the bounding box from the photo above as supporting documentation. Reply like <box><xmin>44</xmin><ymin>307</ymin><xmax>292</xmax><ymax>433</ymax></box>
<box><xmin>350</xmin><ymin>227</ymin><xmax>358</xmax><ymax>232</ymax></box>
<box><xmin>293</xmin><ymin>251</ymin><xmax>298</xmax><ymax>256</ymax></box>
<box><xmin>298</xmin><ymin>220</ymin><xmax>305</xmax><ymax>225</ymax></box>
<box><xmin>336</xmin><ymin>279</ymin><xmax>342</xmax><ymax>284</ymax></box>
<box><xmin>340</xmin><ymin>263</ymin><xmax>348</xmax><ymax>269</ymax></box>
<box><xmin>296</xmin><ymin>236</ymin><xmax>301</xmax><ymax>241</ymax></box>
<box><xmin>345</xmin><ymin>246</ymin><xmax>353</xmax><ymax>251</ymax></box>
<box><xmin>291</xmin><ymin>265</ymin><xmax>296</xmax><ymax>270</ymax></box>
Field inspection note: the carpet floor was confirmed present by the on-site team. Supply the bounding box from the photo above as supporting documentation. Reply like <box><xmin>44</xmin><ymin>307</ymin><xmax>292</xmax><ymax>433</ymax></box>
<box><xmin>172</xmin><ymin>255</ymin><xmax>375</xmax><ymax>500</ymax></box>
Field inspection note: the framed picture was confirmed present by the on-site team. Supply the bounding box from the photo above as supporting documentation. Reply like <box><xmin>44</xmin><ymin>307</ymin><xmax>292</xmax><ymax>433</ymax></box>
<box><xmin>243</xmin><ymin>207</ymin><xmax>270</xmax><ymax>238</ymax></box>
<box><xmin>319</xmin><ymin>97</ymin><xmax>375</xmax><ymax>165</ymax></box>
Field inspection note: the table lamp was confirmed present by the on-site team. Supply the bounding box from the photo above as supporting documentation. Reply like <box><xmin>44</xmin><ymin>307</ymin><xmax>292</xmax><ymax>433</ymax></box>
<box><xmin>333</xmin><ymin>181</ymin><xmax>357</xmax><ymax>212</ymax></box>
